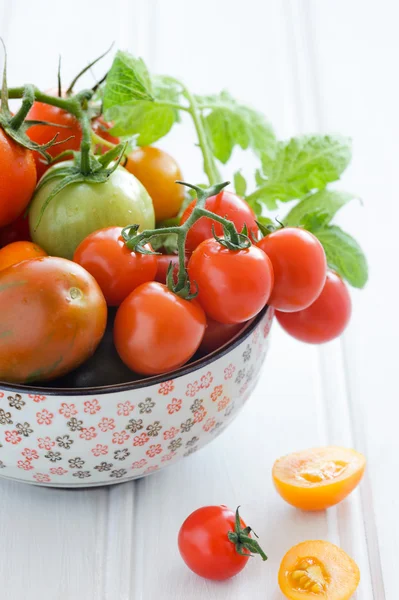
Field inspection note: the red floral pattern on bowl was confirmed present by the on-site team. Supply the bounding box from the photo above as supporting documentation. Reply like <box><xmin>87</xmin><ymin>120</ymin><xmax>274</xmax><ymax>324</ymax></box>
<box><xmin>0</xmin><ymin>308</ymin><xmax>273</xmax><ymax>487</ymax></box>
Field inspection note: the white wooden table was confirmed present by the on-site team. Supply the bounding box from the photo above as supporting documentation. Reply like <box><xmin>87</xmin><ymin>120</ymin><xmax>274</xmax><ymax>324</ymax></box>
<box><xmin>0</xmin><ymin>1</ymin><xmax>395</xmax><ymax>598</ymax></box>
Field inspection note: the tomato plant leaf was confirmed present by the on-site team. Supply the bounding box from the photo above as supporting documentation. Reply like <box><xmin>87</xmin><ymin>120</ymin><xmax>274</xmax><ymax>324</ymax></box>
<box><xmin>103</xmin><ymin>51</ymin><xmax>153</xmax><ymax>105</ymax></box>
<box><xmin>314</xmin><ymin>225</ymin><xmax>368</xmax><ymax>288</ymax></box>
<box><xmin>196</xmin><ymin>91</ymin><xmax>276</xmax><ymax>165</ymax></box>
<box><xmin>284</xmin><ymin>190</ymin><xmax>355</xmax><ymax>227</ymax></box>
<box><xmin>246</xmin><ymin>135</ymin><xmax>352</xmax><ymax>209</ymax></box>
<box><xmin>234</xmin><ymin>171</ymin><xmax>247</xmax><ymax>196</ymax></box>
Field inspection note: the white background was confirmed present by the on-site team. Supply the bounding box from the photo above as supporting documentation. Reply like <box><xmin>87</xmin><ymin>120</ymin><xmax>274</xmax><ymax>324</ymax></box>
<box><xmin>0</xmin><ymin>0</ymin><xmax>396</xmax><ymax>598</ymax></box>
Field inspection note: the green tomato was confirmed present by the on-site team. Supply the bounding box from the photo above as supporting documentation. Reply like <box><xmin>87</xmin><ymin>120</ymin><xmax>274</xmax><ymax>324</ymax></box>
<box><xmin>29</xmin><ymin>162</ymin><xmax>155</xmax><ymax>259</ymax></box>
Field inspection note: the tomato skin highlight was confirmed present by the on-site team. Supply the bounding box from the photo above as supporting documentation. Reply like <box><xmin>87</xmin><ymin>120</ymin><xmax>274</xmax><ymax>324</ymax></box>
<box><xmin>276</xmin><ymin>271</ymin><xmax>351</xmax><ymax>343</ymax></box>
<box><xmin>0</xmin><ymin>213</ymin><xmax>31</xmax><ymax>248</ymax></box>
<box><xmin>258</xmin><ymin>228</ymin><xmax>327</xmax><ymax>312</ymax></box>
<box><xmin>0</xmin><ymin>256</ymin><xmax>107</xmax><ymax>384</ymax></box>
<box><xmin>0</xmin><ymin>241</ymin><xmax>47</xmax><ymax>271</ymax></box>
<box><xmin>0</xmin><ymin>128</ymin><xmax>37</xmax><ymax>227</ymax></box>
<box><xmin>125</xmin><ymin>147</ymin><xmax>185</xmax><ymax>222</ymax></box>
<box><xmin>188</xmin><ymin>238</ymin><xmax>274</xmax><ymax>324</ymax></box>
<box><xmin>273</xmin><ymin>446</ymin><xmax>366</xmax><ymax>511</ymax></box>
<box><xmin>29</xmin><ymin>161</ymin><xmax>155</xmax><ymax>259</ymax></box>
<box><xmin>199</xmin><ymin>318</ymin><xmax>244</xmax><ymax>355</ymax></box>
<box><xmin>180</xmin><ymin>191</ymin><xmax>259</xmax><ymax>253</ymax></box>
<box><xmin>27</xmin><ymin>100</ymin><xmax>82</xmax><ymax>179</ymax></box>
<box><xmin>73</xmin><ymin>227</ymin><xmax>157</xmax><ymax>306</ymax></box>
<box><xmin>114</xmin><ymin>282</ymin><xmax>206</xmax><ymax>375</ymax></box>
<box><xmin>178</xmin><ymin>506</ymin><xmax>250</xmax><ymax>580</ymax></box>
<box><xmin>278</xmin><ymin>540</ymin><xmax>360</xmax><ymax>600</ymax></box>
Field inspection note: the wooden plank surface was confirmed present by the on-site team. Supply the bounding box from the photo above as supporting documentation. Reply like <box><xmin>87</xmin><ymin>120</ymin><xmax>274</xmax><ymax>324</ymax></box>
<box><xmin>0</xmin><ymin>0</ymin><xmax>393</xmax><ymax>598</ymax></box>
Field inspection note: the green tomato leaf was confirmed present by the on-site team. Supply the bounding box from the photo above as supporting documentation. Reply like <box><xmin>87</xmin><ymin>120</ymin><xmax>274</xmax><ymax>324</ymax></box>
<box><xmin>103</xmin><ymin>52</ymin><xmax>182</xmax><ymax>144</ymax></box>
<box><xmin>284</xmin><ymin>190</ymin><xmax>355</xmax><ymax>228</ymax></box>
<box><xmin>247</xmin><ymin>135</ymin><xmax>352</xmax><ymax>209</ymax></box>
<box><xmin>196</xmin><ymin>91</ymin><xmax>276</xmax><ymax>165</ymax></box>
<box><xmin>234</xmin><ymin>171</ymin><xmax>247</xmax><ymax>196</ymax></box>
<box><xmin>314</xmin><ymin>225</ymin><xmax>368</xmax><ymax>288</ymax></box>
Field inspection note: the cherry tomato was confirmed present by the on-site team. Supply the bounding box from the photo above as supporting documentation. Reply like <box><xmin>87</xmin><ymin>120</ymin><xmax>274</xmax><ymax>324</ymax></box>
<box><xmin>258</xmin><ymin>228</ymin><xmax>327</xmax><ymax>312</ymax></box>
<box><xmin>273</xmin><ymin>446</ymin><xmax>366</xmax><ymax>511</ymax></box>
<box><xmin>0</xmin><ymin>241</ymin><xmax>47</xmax><ymax>271</ymax></box>
<box><xmin>0</xmin><ymin>128</ymin><xmax>37</xmax><ymax>227</ymax></box>
<box><xmin>114</xmin><ymin>282</ymin><xmax>206</xmax><ymax>375</ymax></box>
<box><xmin>178</xmin><ymin>505</ymin><xmax>264</xmax><ymax>580</ymax></box>
<box><xmin>92</xmin><ymin>116</ymin><xmax>119</xmax><ymax>154</ymax></box>
<box><xmin>199</xmin><ymin>318</ymin><xmax>244</xmax><ymax>355</ymax></box>
<box><xmin>279</xmin><ymin>540</ymin><xmax>360</xmax><ymax>600</ymax></box>
<box><xmin>155</xmin><ymin>254</ymin><xmax>187</xmax><ymax>284</ymax></box>
<box><xmin>276</xmin><ymin>271</ymin><xmax>351</xmax><ymax>343</ymax></box>
<box><xmin>180</xmin><ymin>191</ymin><xmax>258</xmax><ymax>254</ymax></box>
<box><xmin>0</xmin><ymin>213</ymin><xmax>31</xmax><ymax>248</ymax></box>
<box><xmin>0</xmin><ymin>256</ymin><xmax>107</xmax><ymax>383</ymax></box>
<box><xmin>188</xmin><ymin>238</ymin><xmax>274</xmax><ymax>324</ymax></box>
<box><xmin>27</xmin><ymin>98</ymin><xmax>82</xmax><ymax>179</ymax></box>
<box><xmin>73</xmin><ymin>226</ymin><xmax>157</xmax><ymax>306</ymax></box>
<box><xmin>125</xmin><ymin>147</ymin><xmax>185</xmax><ymax>222</ymax></box>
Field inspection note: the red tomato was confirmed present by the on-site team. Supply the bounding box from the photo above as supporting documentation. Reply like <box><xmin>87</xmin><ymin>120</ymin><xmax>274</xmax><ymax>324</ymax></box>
<box><xmin>276</xmin><ymin>271</ymin><xmax>351</xmax><ymax>343</ymax></box>
<box><xmin>200</xmin><ymin>318</ymin><xmax>244</xmax><ymax>355</ymax></box>
<box><xmin>92</xmin><ymin>116</ymin><xmax>119</xmax><ymax>154</ymax></box>
<box><xmin>0</xmin><ymin>241</ymin><xmax>47</xmax><ymax>271</ymax></box>
<box><xmin>114</xmin><ymin>282</ymin><xmax>206</xmax><ymax>375</ymax></box>
<box><xmin>27</xmin><ymin>99</ymin><xmax>82</xmax><ymax>178</ymax></box>
<box><xmin>178</xmin><ymin>506</ymin><xmax>258</xmax><ymax>580</ymax></box>
<box><xmin>258</xmin><ymin>228</ymin><xmax>327</xmax><ymax>312</ymax></box>
<box><xmin>188</xmin><ymin>238</ymin><xmax>274</xmax><ymax>324</ymax></box>
<box><xmin>73</xmin><ymin>227</ymin><xmax>157</xmax><ymax>306</ymax></box>
<box><xmin>0</xmin><ymin>213</ymin><xmax>31</xmax><ymax>248</ymax></box>
<box><xmin>155</xmin><ymin>254</ymin><xmax>187</xmax><ymax>284</ymax></box>
<box><xmin>180</xmin><ymin>191</ymin><xmax>258</xmax><ymax>253</ymax></box>
<box><xmin>0</xmin><ymin>128</ymin><xmax>37</xmax><ymax>227</ymax></box>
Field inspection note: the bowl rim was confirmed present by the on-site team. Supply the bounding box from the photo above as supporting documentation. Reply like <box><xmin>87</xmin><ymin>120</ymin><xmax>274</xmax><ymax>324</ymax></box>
<box><xmin>0</xmin><ymin>306</ymin><xmax>269</xmax><ymax>396</ymax></box>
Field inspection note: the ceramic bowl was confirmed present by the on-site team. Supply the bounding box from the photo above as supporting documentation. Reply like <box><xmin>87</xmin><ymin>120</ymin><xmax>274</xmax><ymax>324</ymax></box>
<box><xmin>0</xmin><ymin>307</ymin><xmax>273</xmax><ymax>487</ymax></box>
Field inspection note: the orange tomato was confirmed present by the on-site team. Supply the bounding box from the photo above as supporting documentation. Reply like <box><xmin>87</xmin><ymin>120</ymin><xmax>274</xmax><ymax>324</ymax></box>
<box><xmin>0</xmin><ymin>241</ymin><xmax>47</xmax><ymax>271</ymax></box>
<box><xmin>0</xmin><ymin>256</ymin><xmax>107</xmax><ymax>383</ymax></box>
<box><xmin>125</xmin><ymin>147</ymin><xmax>185</xmax><ymax>222</ymax></box>
<box><xmin>278</xmin><ymin>540</ymin><xmax>360</xmax><ymax>600</ymax></box>
<box><xmin>273</xmin><ymin>447</ymin><xmax>366</xmax><ymax>511</ymax></box>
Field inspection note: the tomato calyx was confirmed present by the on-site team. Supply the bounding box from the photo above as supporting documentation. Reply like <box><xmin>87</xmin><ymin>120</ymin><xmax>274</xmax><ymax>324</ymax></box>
<box><xmin>227</xmin><ymin>507</ymin><xmax>268</xmax><ymax>561</ymax></box>
<box><xmin>121</xmin><ymin>180</ymin><xmax>252</xmax><ymax>299</ymax></box>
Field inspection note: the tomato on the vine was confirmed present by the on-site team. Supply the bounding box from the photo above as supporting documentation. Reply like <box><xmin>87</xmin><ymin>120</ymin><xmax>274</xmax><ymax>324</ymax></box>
<box><xmin>0</xmin><ymin>213</ymin><xmax>31</xmax><ymax>248</ymax></box>
<box><xmin>276</xmin><ymin>271</ymin><xmax>351</xmax><ymax>343</ymax></box>
<box><xmin>0</xmin><ymin>128</ymin><xmax>37</xmax><ymax>227</ymax></box>
<box><xmin>180</xmin><ymin>191</ymin><xmax>258</xmax><ymax>253</ymax></box>
<box><xmin>27</xmin><ymin>98</ymin><xmax>82</xmax><ymax>179</ymax></box>
<box><xmin>0</xmin><ymin>241</ymin><xmax>47</xmax><ymax>271</ymax></box>
<box><xmin>258</xmin><ymin>227</ymin><xmax>327</xmax><ymax>312</ymax></box>
<box><xmin>199</xmin><ymin>318</ymin><xmax>244</xmax><ymax>355</ymax></box>
<box><xmin>178</xmin><ymin>505</ymin><xmax>267</xmax><ymax>581</ymax></box>
<box><xmin>74</xmin><ymin>226</ymin><xmax>157</xmax><ymax>306</ymax></box>
<box><xmin>125</xmin><ymin>146</ymin><xmax>185</xmax><ymax>222</ymax></box>
<box><xmin>188</xmin><ymin>238</ymin><xmax>273</xmax><ymax>324</ymax></box>
<box><xmin>114</xmin><ymin>281</ymin><xmax>206</xmax><ymax>375</ymax></box>
<box><xmin>92</xmin><ymin>116</ymin><xmax>119</xmax><ymax>154</ymax></box>
<box><xmin>155</xmin><ymin>254</ymin><xmax>187</xmax><ymax>284</ymax></box>
<box><xmin>0</xmin><ymin>256</ymin><xmax>107</xmax><ymax>384</ymax></box>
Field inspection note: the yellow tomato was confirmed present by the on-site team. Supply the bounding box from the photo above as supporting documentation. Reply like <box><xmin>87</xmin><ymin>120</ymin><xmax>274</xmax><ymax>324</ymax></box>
<box><xmin>273</xmin><ymin>446</ymin><xmax>366</xmax><ymax>511</ymax></box>
<box><xmin>0</xmin><ymin>241</ymin><xmax>47</xmax><ymax>271</ymax></box>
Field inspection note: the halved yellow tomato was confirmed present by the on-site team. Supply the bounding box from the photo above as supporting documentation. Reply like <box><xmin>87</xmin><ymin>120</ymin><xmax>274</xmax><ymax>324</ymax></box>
<box><xmin>278</xmin><ymin>540</ymin><xmax>360</xmax><ymax>600</ymax></box>
<box><xmin>273</xmin><ymin>447</ymin><xmax>366</xmax><ymax>511</ymax></box>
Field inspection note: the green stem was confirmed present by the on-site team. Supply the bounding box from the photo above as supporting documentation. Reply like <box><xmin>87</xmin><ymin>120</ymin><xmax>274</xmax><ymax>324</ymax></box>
<box><xmin>7</xmin><ymin>86</ymin><xmax>83</xmax><ymax>118</ymax></box>
<box><xmin>80</xmin><ymin>111</ymin><xmax>93</xmax><ymax>175</ymax></box>
<box><xmin>9</xmin><ymin>85</ymin><xmax>35</xmax><ymax>130</ymax></box>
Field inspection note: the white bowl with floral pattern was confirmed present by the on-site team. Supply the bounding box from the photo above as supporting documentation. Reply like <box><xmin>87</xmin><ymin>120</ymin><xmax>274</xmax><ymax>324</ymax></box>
<box><xmin>0</xmin><ymin>307</ymin><xmax>273</xmax><ymax>487</ymax></box>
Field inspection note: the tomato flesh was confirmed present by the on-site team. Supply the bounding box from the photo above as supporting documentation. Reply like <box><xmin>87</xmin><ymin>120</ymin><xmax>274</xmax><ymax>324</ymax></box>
<box><xmin>273</xmin><ymin>446</ymin><xmax>366</xmax><ymax>511</ymax></box>
<box><xmin>258</xmin><ymin>228</ymin><xmax>326</xmax><ymax>312</ymax></box>
<box><xmin>279</xmin><ymin>540</ymin><xmax>360</xmax><ymax>599</ymax></box>
<box><xmin>114</xmin><ymin>282</ymin><xmax>206</xmax><ymax>375</ymax></box>
<box><xmin>180</xmin><ymin>191</ymin><xmax>258</xmax><ymax>253</ymax></box>
<box><xmin>178</xmin><ymin>505</ymin><xmax>250</xmax><ymax>580</ymax></box>
<box><xmin>0</xmin><ymin>241</ymin><xmax>47</xmax><ymax>271</ymax></box>
<box><xmin>0</xmin><ymin>128</ymin><xmax>37</xmax><ymax>227</ymax></box>
<box><xmin>188</xmin><ymin>238</ymin><xmax>274</xmax><ymax>324</ymax></box>
<box><xmin>276</xmin><ymin>271</ymin><xmax>351</xmax><ymax>343</ymax></box>
<box><xmin>73</xmin><ymin>227</ymin><xmax>157</xmax><ymax>306</ymax></box>
<box><xmin>0</xmin><ymin>256</ymin><xmax>107</xmax><ymax>383</ymax></box>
